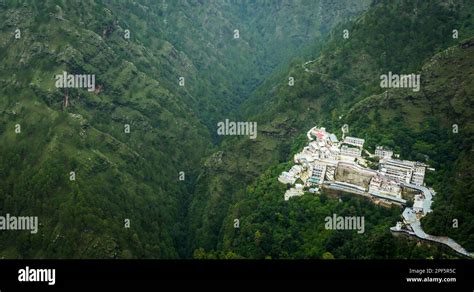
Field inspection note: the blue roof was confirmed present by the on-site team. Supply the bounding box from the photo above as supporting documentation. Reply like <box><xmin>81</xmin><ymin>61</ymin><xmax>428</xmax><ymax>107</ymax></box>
<box><xmin>329</xmin><ymin>134</ymin><xmax>339</xmax><ymax>142</ymax></box>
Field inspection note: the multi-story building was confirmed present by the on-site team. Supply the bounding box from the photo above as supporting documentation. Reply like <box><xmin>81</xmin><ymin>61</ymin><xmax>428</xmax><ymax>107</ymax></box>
<box><xmin>309</xmin><ymin>141</ymin><xmax>319</xmax><ymax>152</ymax></box>
<box><xmin>294</xmin><ymin>152</ymin><xmax>315</xmax><ymax>164</ymax></box>
<box><xmin>411</xmin><ymin>162</ymin><xmax>426</xmax><ymax>186</ymax></box>
<box><xmin>379</xmin><ymin>159</ymin><xmax>426</xmax><ymax>186</ymax></box>
<box><xmin>379</xmin><ymin>159</ymin><xmax>414</xmax><ymax>183</ymax></box>
<box><xmin>308</xmin><ymin>163</ymin><xmax>326</xmax><ymax>185</ymax></box>
<box><xmin>278</xmin><ymin>172</ymin><xmax>296</xmax><ymax>185</ymax></box>
<box><xmin>278</xmin><ymin>165</ymin><xmax>304</xmax><ymax>185</ymax></box>
<box><xmin>374</xmin><ymin>146</ymin><xmax>393</xmax><ymax>159</ymax></box>
<box><xmin>344</xmin><ymin>136</ymin><xmax>365</xmax><ymax>148</ymax></box>
<box><xmin>340</xmin><ymin>145</ymin><xmax>362</xmax><ymax>158</ymax></box>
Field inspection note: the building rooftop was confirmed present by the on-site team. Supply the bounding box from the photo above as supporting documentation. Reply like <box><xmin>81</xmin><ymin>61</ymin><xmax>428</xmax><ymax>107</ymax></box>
<box><xmin>329</xmin><ymin>133</ymin><xmax>339</xmax><ymax>143</ymax></box>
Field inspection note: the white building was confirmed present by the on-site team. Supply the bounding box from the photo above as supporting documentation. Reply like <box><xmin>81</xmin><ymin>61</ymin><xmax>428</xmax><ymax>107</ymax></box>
<box><xmin>344</xmin><ymin>136</ymin><xmax>365</xmax><ymax>148</ymax></box>
<box><xmin>294</xmin><ymin>152</ymin><xmax>315</xmax><ymax>164</ymax></box>
<box><xmin>278</xmin><ymin>172</ymin><xmax>296</xmax><ymax>185</ymax></box>
<box><xmin>379</xmin><ymin>159</ymin><xmax>426</xmax><ymax>186</ymax></box>
<box><xmin>374</xmin><ymin>146</ymin><xmax>393</xmax><ymax>159</ymax></box>
<box><xmin>411</xmin><ymin>163</ymin><xmax>426</xmax><ymax>186</ymax></box>
<box><xmin>379</xmin><ymin>159</ymin><xmax>414</xmax><ymax>184</ymax></box>
<box><xmin>308</xmin><ymin>163</ymin><xmax>326</xmax><ymax>185</ymax></box>
<box><xmin>289</xmin><ymin>165</ymin><xmax>303</xmax><ymax>176</ymax></box>
<box><xmin>340</xmin><ymin>145</ymin><xmax>362</xmax><ymax>158</ymax></box>
<box><xmin>309</xmin><ymin>141</ymin><xmax>320</xmax><ymax>152</ymax></box>
<box><xmin>413</xmin><ymin>195</ymin><xmax>424</xmax><ymax>213</ymax></box>
<box><xmin>278</xmin><ymin>165</ymin><xmax>304</xmax><ymax>185</ymax></box>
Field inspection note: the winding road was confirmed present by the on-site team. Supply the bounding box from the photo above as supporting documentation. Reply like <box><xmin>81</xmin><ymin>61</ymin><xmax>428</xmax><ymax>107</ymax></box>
<box><xmin>396</xmin><ymin>184</ymin><xmax>473</xmax><ymax>258</ymax></box>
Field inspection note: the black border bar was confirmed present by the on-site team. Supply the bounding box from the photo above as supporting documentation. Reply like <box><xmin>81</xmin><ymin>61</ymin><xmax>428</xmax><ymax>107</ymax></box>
<box><xmin>0</xmin><ymin>260</ymin><xmax>471</xmax><ymax>290</ymax></box>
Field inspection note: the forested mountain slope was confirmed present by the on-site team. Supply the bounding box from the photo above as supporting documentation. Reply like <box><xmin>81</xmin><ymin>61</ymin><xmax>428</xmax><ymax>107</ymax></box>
<box><xmin>346</xmin><ymin>39</ymin><xmax>474</xmax><ymax>251</ymax></box>
<box><xmin>189</xmin><ymin>0</ymin><xmax>474</xmax><ymax>258</ymax></box>
<box><xmin>0</xmin><ymin>0</ymin><xmax>370</xmax><ymax>258</ymax></box>
<box><xmin>104</xmin><ymin>0</ymin><xmax>371</xmax><ymax>133</ymax></box>
<box><xmin>195</xmin><ymin>38</ymin><xmax>473</xmax><ymax>260</ymax></box>
<box><xmin>0</xmin><ymin>0</ymin><xmax>215</xmax><ymax>258</ymax></box>
<box><xmin>1</xmin><ymin>0</ymin><xmax>472</xmax><ymax>259</ymax></box>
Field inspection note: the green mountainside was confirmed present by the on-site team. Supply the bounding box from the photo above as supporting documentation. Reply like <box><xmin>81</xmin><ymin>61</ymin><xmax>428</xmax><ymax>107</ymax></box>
<box><xmin>104</xmin><ymin>0</ymin><xmax>371</xmax><ymax>133</ymax></box>
<box><xmin>0</xmin><ymin>0</ymin><xmax>369</xmax><ymax>258</ymax></box>
<box><xmin>0</xmin><ymin>0</ymin><xmax>472</xmax><ymax>259</ymax></box>
<box><xmin>194</xmin><ymin>39</ymin><xmax>473</xmax><ymax>260</ymax></box>
<box><xmin>0</xmin><ymin>0</ymin><xmax>214</xmax><ymax>258</ymax></box>
<box><xmin>189</xmin><ymin>0</ymin><xmax>474</xmax><ymax>258</ymax></box>
<box><xmin>346</xmin><ymin>40</ymin><xmax>474</xmax><ymax>251</ymax></box>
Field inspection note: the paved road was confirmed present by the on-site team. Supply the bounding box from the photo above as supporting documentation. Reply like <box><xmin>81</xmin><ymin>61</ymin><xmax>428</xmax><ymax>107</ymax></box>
<box><xmin>401</xmin><ymin>183</ymin><xmax>433</xmax><ymax>214</ymax></box>
<box><xmin>401</xmin><ymin>183</ymin><xmax>472</xmax><ymax>257</ymax></box>
<box><xmin>402</xmin><ymin>207</ymin><xmax>472</xmax><ymax>258</ymax></box>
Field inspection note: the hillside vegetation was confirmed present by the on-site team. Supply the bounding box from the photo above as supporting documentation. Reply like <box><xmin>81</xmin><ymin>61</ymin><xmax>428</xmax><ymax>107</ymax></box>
<box><xmin>189</xmin><ymin>0</ymin><xmax>474</xmax><ymax>258</ymax></box>
<box><xmin>0</xmin><ymin>0</ymin><xmax>370</xmax><ymax>258</ymax></box>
